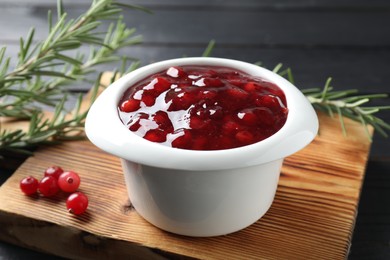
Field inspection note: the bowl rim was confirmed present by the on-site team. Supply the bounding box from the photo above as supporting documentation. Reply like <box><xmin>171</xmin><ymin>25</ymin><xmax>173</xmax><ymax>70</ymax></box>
<box><xmin>85</xmin><ymin>57</ymin><xmax>318</xmax><ymax>171</ymax></box>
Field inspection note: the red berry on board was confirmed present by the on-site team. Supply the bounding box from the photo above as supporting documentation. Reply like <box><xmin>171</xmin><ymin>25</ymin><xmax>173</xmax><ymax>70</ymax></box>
<box><xmin>44</xmin><ymin>166</ymin><xmax>64</xmax><ymax>179</ymax></box>
<box><xmin>20</xmin><ymin>176</ymin><xmax>39</xmax><ymax>195</ymax></box>
<box><xmin>38</xmin><ymin>176</ymin><xmax>59</xmax><ymax>197</ymax></box>
<box><xmin>66</xmin><ymin>192</ymin><xmax>89</xmax><ymax>215</ymax></box>
<box><xmin>58</xmin><ymin>171</ymin><xmax>81</xmax><ymax>193</ymax></box>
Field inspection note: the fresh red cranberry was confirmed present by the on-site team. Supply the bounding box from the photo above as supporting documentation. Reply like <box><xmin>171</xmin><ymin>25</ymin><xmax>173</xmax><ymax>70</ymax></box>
<box><xmin>66</xmin><ymin>192</ymin><xmax>88</xmax><ymax>215</ymax></box>
<box><xmin>118</xmin><ymin>65</ymin><xmax>288</xmax><ymax>150</ymax></box>
<box><xmin>38</xmin><ymin>176</ymin><xmax>59</xmax><ymax>197</ymax></box>
<box><xmin>58</xmin><ymin>171</ymin><xmax>81</xmax><ymax>193</ymax></box>
<box><xmin>44</xmin><ymin>166</ymin><xmax>64</xmax><ymax>179</ymax></box>
<box><xmin>20</xmin><ymin>176</ymin><xmax>39</xmax><ymax>195</ymax></box>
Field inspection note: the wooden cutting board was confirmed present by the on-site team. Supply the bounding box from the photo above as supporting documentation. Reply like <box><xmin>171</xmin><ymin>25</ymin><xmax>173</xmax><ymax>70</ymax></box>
<box><xmin>0</xmin><ymin>73</ymin><xmax>373</xmax><ymax>259</ymax></box>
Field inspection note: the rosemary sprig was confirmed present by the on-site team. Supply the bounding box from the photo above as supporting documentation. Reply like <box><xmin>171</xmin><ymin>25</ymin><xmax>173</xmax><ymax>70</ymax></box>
<box><xmin>0</xmin><ymin>74</ymin><xmax>102</xmax><ymax>156</ymax></box>
<box><xmin>0</xmin><ymin>0</ymin><xmax>144</xmax><ymax>157</ymax></box>
<box><xmin>273</xmin><ymin>63</ymin><xmax>390</xmax><ymax>139</ymax></box>
<box><xmin>0</xmin><ymin>0</ymin><xmax>143</xmax><ymax>119</ymax></box>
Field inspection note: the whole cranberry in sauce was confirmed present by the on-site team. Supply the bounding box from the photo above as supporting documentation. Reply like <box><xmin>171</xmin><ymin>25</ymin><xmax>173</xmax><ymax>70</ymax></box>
<box><xmin>118</xmin><ymin>66</ymin><xmax>288</xmax><ymax>150</ymax></box>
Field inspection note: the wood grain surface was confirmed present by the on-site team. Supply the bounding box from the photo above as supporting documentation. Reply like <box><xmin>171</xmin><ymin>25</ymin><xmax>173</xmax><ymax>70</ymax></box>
<box><xmin>0</xmin><ymin>107</ymin><xmax>373</xmax><ymax>259</ymax></box>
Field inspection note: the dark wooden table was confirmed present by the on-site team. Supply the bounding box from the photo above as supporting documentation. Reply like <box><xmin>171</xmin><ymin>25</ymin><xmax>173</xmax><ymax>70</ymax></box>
<box><xmin>1</xmin><ymin>0</ymin><xmax>389</xmax><ymax>259</ymax></box>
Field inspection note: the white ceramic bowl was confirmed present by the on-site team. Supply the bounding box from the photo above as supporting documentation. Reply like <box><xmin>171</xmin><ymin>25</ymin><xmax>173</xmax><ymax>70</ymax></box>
<box><xmin>85</xmin><ymin>57</ymin><xmax>318</xmax><ymax>237</ymax></box>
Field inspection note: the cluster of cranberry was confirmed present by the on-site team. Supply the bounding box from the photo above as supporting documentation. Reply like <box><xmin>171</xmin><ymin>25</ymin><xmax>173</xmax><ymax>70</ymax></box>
<box><xmin>19</xmin><ymin>166</ymin><xmax>88</xmax><ymax>215</ymax></box>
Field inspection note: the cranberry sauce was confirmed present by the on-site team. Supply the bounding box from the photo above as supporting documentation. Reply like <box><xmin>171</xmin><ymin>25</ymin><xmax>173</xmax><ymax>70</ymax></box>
<box><xmin>118</xmin><ymin>66</ymin><xmax>288</xmax><ymax>150</ymax></box>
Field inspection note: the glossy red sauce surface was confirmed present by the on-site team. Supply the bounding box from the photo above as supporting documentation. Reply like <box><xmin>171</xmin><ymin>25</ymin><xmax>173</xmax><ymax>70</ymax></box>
<box><xmin>118</xmin><ymin>66</ymin><xmax>288</xmax><ymax>150</ymax></box>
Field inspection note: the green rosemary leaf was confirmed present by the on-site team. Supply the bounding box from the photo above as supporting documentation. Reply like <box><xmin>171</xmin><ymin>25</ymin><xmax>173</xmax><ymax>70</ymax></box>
<box><xmin>126</xmin><ymin>60</ymin><xmax>141</xmax><ymax>74</ymax></box>
<box><xmin>70</xmin><ymin>21</ymin><xmax>102</xmax><ymax>36</ymax></box>
<box><xmin>202</xmin><ymin>40</ymin><xmax>216</xmax><ymax>57</ymax></box>
<box><xmin>88</xmin><ymin>56</ymin><xmax>122</xmax><ymax>66</ymax></box>
<box><xmin>272</xmin><ymin>63</ymin><xmax>283</xmax><ymax>74</ymax></box>
<box><xmin>19</xmin><ymin>38</ymin><xmax>25</xmax><ymax>62</ymax></box>
<box><xmin>374</xmin><ymin>117</ymin><xmax>390</xmax><ymax>130</ymax></box>
<box><xmin>104</xmin><ymin>23</ymin><xmax>115</xmax><ymax>44</ymax></box>
<box><xmin>346</xmin><ymin>98</ymin><xmax>370</xmax><ymax>108</ymax></box>
<box><xmin>50</xmin><ymin>40</ymin><xmax>82</xmax><ymax>50</ymax></box>
<box><xmin>320</xmin><ymin>77</ymin><xmax>332</xmax><ymax>102</ymax></box>
<box><xmin>113</xmin><ymin>2</ymin><xmax>153</xmax><ymax>14</ymax></box>
<box><xmin>94</xmin><ymin>8</ymin><xmax>123</xmax><ymax>19</ymax></box>
<box><xmin>27</xmin><ymin>112</ymin><xmax>38</xmax><ymax>137</ymax></box>
<box><xmin>343</xmin><ymin>93</ymin><xmax>388</xmax><ymax>102</ymax></box>
<box><xmin>27</xmin><ymin>54</ymin><xmax>57</xmax><ymax>69</ymax></box>
<box><xmin>57</xmin><ymin>0</ymin><xmax>64</xmax><ymax>21</ymax></box>
<box><xmin>336</xmin><ymin>106</ymin><xmax>347</xmax><ymax>136</ymax></box>
<box><xmin>22</xmin><ymin>28</ymin><xmax>35</xmax><ymax>62</ymax></box>
<box><xmin>360</xmin><ymin>107</ymin><xmax>380</xmax><ymax>115</ymax></box>
<box><xmin>35</xmin><ymin>62</ymin><xmax>66</xmax><ymax>69</ymax></box>
<box><xmin>2</xmin><ymin>147</ymin><xmax>34</xmax><ymax>156</ymax></box>
<box><xmin>301</xmin><ymin>88</ymin><xmax>322</xmax><ymax>95</ymax></box>
<box><xmin>30</xmin><ymin>130</ymin><xmax>58</xmax><ymax>143</ymax></box>
<box><xmin>90</xmin><ymin>73</ymin><xmax>103</xmax><ymax>103</ymax></box>
<box><xmin>55</xmin><ymin>54</ymin><xmax>83</xmax><ymax>65</ymax></box>
<box><xmin>358</xmin><ymin>113</ymin><xmax>373</xmax><ymax>140</ymax></box>
<box><xmin>1</xmin><ymin>0</ymin><xmax>147</xmax><ymax>157</ymax></box>
<box><xmin>286</xmin><ymin>68</ymin><xmax>294</xmax><ymax>84</ymax></box>
<box><xmin>51</xmin><ymin>96</ymin><xmax>67</xmax><ymax>127</ymax></box>
<box><xmin>326</xmin><ymin>89</ymin><xmax>358</xmax><ymax>100</ymax></box>
<box><xmin>0</xmin><ymin>47</ymin><xmax>6</xmax><ymax>64</ymax></box>
<box><xmin>325</xmin><ymin>104</ymin><xmax>335</xmax><ymax>118</ymax></box>
<box><xmin>28</xmin><ymin>70</ymin><xmax>75</xmax><ymax>79</ymax></box>
<box><xmin>0</xmin><ymin>56</ymin><xmax>10</xmax><ymax>78</ymax></box>
<box><xmin>42</xmin><ymin>13</ymin><xmax>68</xmax><ymax>51</ymax></box>
<box><xmin>362</xmin><ymin>113</ymin><xmax>387</xmax><ymax>137</ymax></box>
<box><xmin>73</xmin><ymin>93</ymin><xmax>84</xmax><ymax>121</ymax></box>
<box><xmin>48</xmin><ymin>9</ymin><xmax>53</xmax><ymax>33</ymax></box>
<box><xmin>0</xmin><ymin>129</ymin><xmax>24</xmax><ymax>140</ymax></box>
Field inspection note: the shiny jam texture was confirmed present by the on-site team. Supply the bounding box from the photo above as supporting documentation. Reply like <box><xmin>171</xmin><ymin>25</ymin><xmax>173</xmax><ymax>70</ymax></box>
<box><xmin>118</xmin><ymin>66</ymin><xmax>288</xmax><ymax>150</ymax></box>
